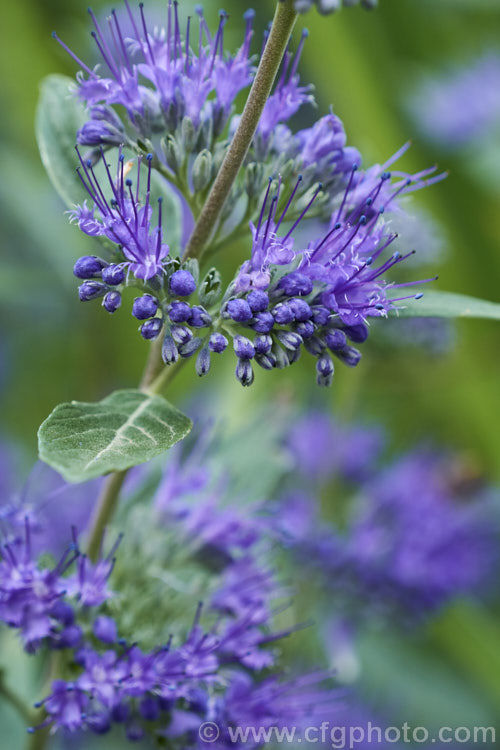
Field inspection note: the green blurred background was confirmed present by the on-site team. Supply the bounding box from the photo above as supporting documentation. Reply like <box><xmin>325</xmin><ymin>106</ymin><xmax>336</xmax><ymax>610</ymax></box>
<box><xmin>1</xmin><ymin>0</ymin><xmax>500</xmax><ymax>746</ymax></box>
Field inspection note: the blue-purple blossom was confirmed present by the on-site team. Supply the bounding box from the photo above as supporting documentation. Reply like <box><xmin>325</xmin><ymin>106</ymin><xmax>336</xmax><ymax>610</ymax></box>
<box><xmin>287</xmin><ymin>411</ymin><xmax>384</xmax><ymax>482</ymax></box>
<box><xmin>54</xmin><ymin>2</ymin><xmax>255</xmax><ymax>141</ymax></box>
<box><xmin>70</xmin><ymin>149</ymin><xmax>169</xmax><ymax>281</ymax></box>
<box><xmin>407</xmin><ymin>52</ymin><xmax>500</xmax><ymax>147</ymax></box>
<box><xmin>277</xmin><ymin>449</ymin><xmax>499</xmax><ymax>621</ymax></box>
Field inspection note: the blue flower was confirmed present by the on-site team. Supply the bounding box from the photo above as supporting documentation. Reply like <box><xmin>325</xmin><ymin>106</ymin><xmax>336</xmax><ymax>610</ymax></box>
<box><xmin>54</xmin><ymin>2</ymin><xmax>255</xmax><ymax>140</ymax></box>
<box><xmin>70</xmin><ymin>149</ymin><xmax>169</xmax><ymax>281</ymax></box>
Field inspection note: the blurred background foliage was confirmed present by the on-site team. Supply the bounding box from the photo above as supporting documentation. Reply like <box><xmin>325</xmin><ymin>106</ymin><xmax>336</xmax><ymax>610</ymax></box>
<box><xmin>1</xmin><ymin>0</ymin><xmax>500</xmax><ymax>746</ymax></box>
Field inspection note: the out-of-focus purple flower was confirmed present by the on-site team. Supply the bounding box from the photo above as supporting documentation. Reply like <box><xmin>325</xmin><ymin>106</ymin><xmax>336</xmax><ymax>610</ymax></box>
<box><xmin>0</xmin><ymin>519</ymin><xmax>78</xmax><ymax>651</ymax></box>
<box><xmin>287</xmin><ymin>412</ymin><xmax>383</xmax><ymax>482</ymax></box>
<box><xmin>284</xmin><ymin>450</ymin><xmax>499</xmax><ymax>620</ymax></box>
<box><xmin>407</xmin><ymin>52</ymin><xmax>500</xmax><ymax>147</ymax></box>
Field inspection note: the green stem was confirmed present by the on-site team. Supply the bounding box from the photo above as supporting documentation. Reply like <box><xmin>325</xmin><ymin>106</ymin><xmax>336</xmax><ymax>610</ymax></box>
<box><xmin>85</xmin><ymin>333</ymin><xmax>183</xmax><ymax>562</ymax></box>
<box><xmin>183</xmin><ymin>0</ymin><xmax>298</xmax><ymax>261</ymax></box>
<box><xmin>0</xmin><ymin>672</ymin><xmax>35</xmax><ymax>726</ymax></box>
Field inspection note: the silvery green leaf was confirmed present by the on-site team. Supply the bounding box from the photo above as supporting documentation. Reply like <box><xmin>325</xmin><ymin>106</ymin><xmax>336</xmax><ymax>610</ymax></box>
<box><xmin>38</xmin><ymin>389</ymin><xmax>192</xmax><ymax>483</ymax></box>
<box><xmin>390</xmin><ymin>291</ymin><xmax>500</xmax><ymax>321</ymax></box>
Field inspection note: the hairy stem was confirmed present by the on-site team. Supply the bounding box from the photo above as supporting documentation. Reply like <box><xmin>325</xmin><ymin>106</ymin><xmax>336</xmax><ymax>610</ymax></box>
<box><xmin>183</xmin><ymin>0</ymin><xmax>298</xmax><ymax>261</ymax></box>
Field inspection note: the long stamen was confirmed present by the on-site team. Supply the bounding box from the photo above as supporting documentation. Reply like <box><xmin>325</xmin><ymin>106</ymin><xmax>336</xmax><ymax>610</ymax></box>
<box><xmin>155</xmin><ymin>198</ymin><xmax>163</xmax><ymax>262</ymax></box>
<box><xmin>88</xmin><ymin>7</ymin><xmax>120</xmax><ymax>79</ymax></box>
<box><xmin>289</xmin><ymin>28</ymin><xmax>308</xmax><ymax>80</ymax></box>
<box><xmin>185</xmin><ymin>16</ymin><xmax>191</xmax><ymax>74</ymax></box>
<box><xmin>336</xmin><ymin>164</ymin><xmax>358</xmax><ymax>223</ymax></box>
<box><xmin>52</xmin><ymin>32</ymin><xmax>96</xmax><ymax>77</ymax></box>
<box><xmin>255</xmin><ymin>178</ymin><xmax>273</xmax><ymax>239</ymax></box>
<box><xmin>112</xmin><ymin>10</ymin><xmax>133</xmax><ymax>74</ymax></box>
<box><xmin>275</xmin><ymin>175</ymin><xmax>302</xmax><ymax>231</ymax></box>
<box><xmin>284</xmin><ymin>183</ymin><xmax>322</xmax><ymax>241</ymax></box>
<box><xmin>139</xmin><ymin>2</ymin><xmax>156</xmax><ymax>65</ymax></box>
<box><xmin>124</xmin><ymin>0</ymin><xmax>141</xmax><ymax>43</ymax></box>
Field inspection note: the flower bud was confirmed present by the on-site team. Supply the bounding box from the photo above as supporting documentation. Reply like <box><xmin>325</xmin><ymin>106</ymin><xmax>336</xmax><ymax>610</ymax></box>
<box><xmin>171</xmin><ymin>325</ymin><xmax>193</xmax><ymax>345</ymax></box>
<box><xmin>58</xmin><ymin>625</ymin><xmax>83</xmax><ymax>649</ymax></box>
<box><xmin>247</xmin><ymin>289</ymin><xmax>269</xmax><ymax>313</ymax></box>
<box><xmin>78</xmin><ymin>281</ymin><xmax>108</xmax><ymax>301</ymax></box>
<box><xmin>162</xmin><ymin>333</ymin><xmax>179</xmax><ymax>365</ymax></box>
<box><xmin>133</xmin><ymin>294</ymin><xmax>159</xmax><ymax>320</ymax></box>
<box><xmin>190</xmin><ymin>305</ymin><xmax>212</xmax><ymax>328</ymax></box>
<box><xmin>102</xmin><ymin>265</ymin><xmax>125</xmax><ymax>286</ymax></box>
<box><xmin>244</xmin><ymin>162</ymin><xmax>264</xmax><ymax>198</ymax></box>
<box><xmin>192</xmin><ymin>149</ymin><xmax>213</xmax><ymax>192</ymax></box>
<box><xmin>181</xmin><ymin>116</ymin><xmax>197</xmax><ymax>152</ymax></box>
<box><xmin>254</xmin><ymin>335</ymin><xmax>273</xmax><ymax>355</ymax></box>
<box><xmin>235</xmin><ymin>358</ymin><xmax>254</xmax><ymax>387</ymax></box>
<box><xmin>255</xmin><ymin>353</ymin><xmax>276</xmax><ymax>370</ymax></box>
<box><xmin>179</xmin><ymin>337</ymin><xmax>203</xmax><ymax>358</ymax></box>
<box><xmin>169</xmin><ymin>301</ymin><xmax>192</xmax><ymax>323</ymax></box>
<box><xmin>343</xmin><ymin>322</ymin><xmax>369</xmax><ymax>343</ymax></box>
<box><xmin>311</xmin><ymin>306</ymin><xmax>331</xmax><ymax>326</ymax></box>
<box><xmin>303</xmin><ymin>335</ymin><xmax>325</xmax><ymax>356</ymax></box>
<box><xmin>74</xmin><ymin>255</ymin><xmax>107</xmax><ymax>279</ymax></box>
<box><xmin>226</xmin><ymin>298</ymin><xmax>253</xmax><ymax>323</ymax></box>
<box><xmin>271</xmin><ymin>344</ymin><xmax>290</xmax><ymax>369</ymax></box>
<box><xmin>317</xmin><ymin>353</ymin><xmax>334</xmax><ymax>377</ymax></box>
<box><xmin>195</xmin><ymin>347</ymin><xmax>211</xmax><ymax>377</ymax></box>
<box><xmin>140</xmin><ymin>318</ymin><xmax>163</xmax><ymax>340</ymax></box>
<box><xmin>251</xmin><ymin>311</ymin><xmax>275</xmax><ymax>334</ymax></box>
<box><xmin>233</xmin><ymin>335</ymin><xmax>255</xmax><ymax>360</ymax></box>
<box><xmin>209</xmin><ymin>332</ymin><xmax>228</xmax><ymax>353</ymax></box>
<box><xmin>288</xmin><ymin>298</ymin><xmax>312</xmax><ymax>322</ymax></box>
<box><xmin>169</xmin><ymin>270</ymin><xmax>196</xmax><ymax>297</ymax></box>
<box><xmin>294</xmin><ymin>320</ymin><xmax>315</xmax><ymax>338</ymax></box>
<box><xmin>277</xmin><ymin>272</ymin><xmax>313</xmax><ymax>297</ymax></box>
<box><xmin>272</xmin><ymin>303</ymin><xmax>294</xmax><ymax>325</ymax></box>
<box><xmin>335</xmin><ymin>345</ymin><xmax>362</xmax><ymax>367</ymax></box>
<box><xmin>325</xmin><ymin>329</ymin><xmax>347</xmax><ymax>351</ymax></box>
<box><xmin>93</xmin><ymin>616</ymin><xmax>118</xmax><ymax>644</ymax></box>
<box><xmin>276</xmin><ymin>331</ymin><xmax>303</xmax><ymax>351</ymax></box>
<box><xmin>162</xmin><ymin>135</ymin><xmax>183</xmax><ymax>173</ymax></box>
<box><xmin>102</xmin><ymin>291</ymin><xmax>122</xmax><ymax>313</ymax></box>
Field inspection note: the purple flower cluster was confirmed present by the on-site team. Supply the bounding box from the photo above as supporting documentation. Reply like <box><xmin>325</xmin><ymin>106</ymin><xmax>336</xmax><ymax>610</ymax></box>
<box><xmin>275</xmin><ymin>438</ymin><xmax>499</xmax><ymax>621</ymax></box>
<box><xmin>55</xmin><ymin>3</ymin><xmax>255</xmax><ymax>142</ymax></box>
<box><xmin>0</xmin><ymin>520</ymin><xmax>114</xmax><ymax>653</ymax></box>
<box><xmin>2</xmin><ymin>436</ymin><xmax>336</xmax><ymax>744</ymax></box>
<box><xmin>407</xmin><ymin>52</ymin><xmax>500</xmax><ymax>147</ymax></box>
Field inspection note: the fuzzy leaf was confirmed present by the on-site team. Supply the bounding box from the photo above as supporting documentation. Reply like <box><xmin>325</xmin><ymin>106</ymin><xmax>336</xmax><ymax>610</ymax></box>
<box><xmin>390</xmin><ymin>291</ymin><xmax>500</xmax><ymax>321</ymax></box>
<box><xmin>36</xmin><ymin>74</ymin><xmax>89</xmax><ymax>208</ymax></box>
<box><xmin>38</xmin><ymin>389</ymin><xmax>192</xmax><ymax>482</ymax></box>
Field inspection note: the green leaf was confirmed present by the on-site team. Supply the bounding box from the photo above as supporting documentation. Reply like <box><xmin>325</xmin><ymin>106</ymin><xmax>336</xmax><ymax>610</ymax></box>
<box><xmin>390</xmin><ymin>291</ymin><xmax>500</xmax><ymax>321</ymax></box>
<box><xmin>38</xmin><ymin>389</ymin><xmax>192</xmax><ymax>483</ymax></box>
<box><xmin>35</xmin><ymin>74</ymin><xmax>89</xmax><ymax>208</ymax></box>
